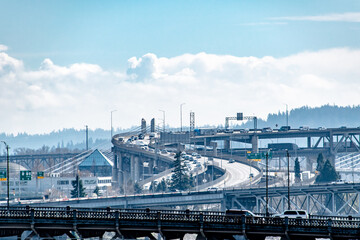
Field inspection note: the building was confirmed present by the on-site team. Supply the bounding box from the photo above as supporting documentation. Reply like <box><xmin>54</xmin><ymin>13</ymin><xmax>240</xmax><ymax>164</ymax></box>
<box><xmin>78</xmin><ymin>149</ymin><xmax>113</xmax><ymax>177</ymax></box>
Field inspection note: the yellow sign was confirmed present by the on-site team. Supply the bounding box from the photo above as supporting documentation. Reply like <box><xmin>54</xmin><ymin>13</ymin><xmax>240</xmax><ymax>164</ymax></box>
<box><xmin>0</xmin><ymin>178</ymin><xmax>6</xmax><ymax>181</ymax></box>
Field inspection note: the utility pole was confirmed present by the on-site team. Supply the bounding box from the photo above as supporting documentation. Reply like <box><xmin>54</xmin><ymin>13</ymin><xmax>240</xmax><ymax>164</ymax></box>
<box><xmin>266</xmin><ymin>152</ymin><xmax>269</xmax><ymax>216</ymax></box>
<box><xmin>287</xmin><ymin>150</ymin><xmax>290</xmax><ymax>210</ymax></box>
<box><xmin>85</xmin><ymin>125</ymin><xmax>88</xmax><ymax>150</ymax></box>
<box><xmin>180</xmin><ymin>103</ymin><xmax>185</xmax><ymax>132</ymax></box>
<box><xmin>1</xmin><ymin>141</ymin><xmax>9</xmax><ymax>209</ymax></box>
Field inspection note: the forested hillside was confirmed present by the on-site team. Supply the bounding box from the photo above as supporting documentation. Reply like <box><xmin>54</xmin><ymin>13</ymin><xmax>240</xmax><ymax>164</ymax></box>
<box><xmin>1</xmin><ymin>105</ymin><xmax>359</xmax><ymax>154</ymax></box>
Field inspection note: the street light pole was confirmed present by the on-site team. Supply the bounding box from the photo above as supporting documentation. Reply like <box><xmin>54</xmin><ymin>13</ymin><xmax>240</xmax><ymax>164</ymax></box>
<box><xmin>1</xmin><ymin>141</ymin><xmax>9</xmax><ymax>209</ymax></box>
<box><xmin>265</xmin><ymin>152</ymin><xmax>269</xmax><ymax>216</ymax></box>
<box><xmin>180</xmin><ymin>103</ymin><xmax>185</xmax><ymax>132</ymax></box>
<box><xmin>287</xmin><ymin>150</ymin><xmax>290</xmax><ymax>210</ymax></box>
<box><xmin>111</xmin><ymin>110</ymin><xmax>117</xmax><ymax>140</ymax></box>
<box><xmin>286</xmin><ymin>104</ymin><xmax>289</xmax><ymax>127</ymax></box>
<box><xmin>159</xmin><ymin>110</ymin><xmax>165</xmax><ymax>132</ymax></box>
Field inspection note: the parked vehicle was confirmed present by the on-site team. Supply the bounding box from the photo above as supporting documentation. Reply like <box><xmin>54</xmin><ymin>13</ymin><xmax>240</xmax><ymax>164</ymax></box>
<box><xmin>228</xmin><ymin>159</ymin><xmax>235</xmax><ymax>163</ymax></box>
<box><xmin>274</xmin><ymin>210</ymin><xmax>308</xmax><ymax>219</ymax></box>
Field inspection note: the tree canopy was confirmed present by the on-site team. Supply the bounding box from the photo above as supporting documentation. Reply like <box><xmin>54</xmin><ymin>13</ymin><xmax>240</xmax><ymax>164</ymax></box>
<box><xmin>71</xmin><ymin>175</ymin><xmax>87</xmax><ymax>198</ymax></box>
<box><xmin>315</xmin><ymin>159</ymin><xmax>339</xmax><ymax>183</ymax></box>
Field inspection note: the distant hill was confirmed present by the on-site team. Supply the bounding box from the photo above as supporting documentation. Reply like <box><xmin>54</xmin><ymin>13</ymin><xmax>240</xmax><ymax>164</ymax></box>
<box><xmin>237</xmin><ymin>105</ymin><xmax>360</xmax><ymax>130</ymax></box>
<box><xmin>1</xmin><ymin>105</ymin><xmax>359</xmax><ymax>153</ymax></box>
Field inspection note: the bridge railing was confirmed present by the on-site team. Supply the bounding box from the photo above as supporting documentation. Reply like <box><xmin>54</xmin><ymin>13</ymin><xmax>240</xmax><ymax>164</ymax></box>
<box><xmin>3</xmin><ymin>206</ymin><xmax>360</xmax><ymax>230</ymax></box>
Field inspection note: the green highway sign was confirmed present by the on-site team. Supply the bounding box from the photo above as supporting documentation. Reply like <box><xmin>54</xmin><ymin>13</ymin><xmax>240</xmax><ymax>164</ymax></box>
<box><xmin>37</xmin><ymin>171</ymin><xmax>44</xmax><ymax>179</ymax></box>
<box><xmin>261</xmin><ymin>152</ymin><xmax>273</xmax><ymax>159</ymax></box>
<box><xmin>247</xmin><ymin>153</ymin><xmax>261</xmax><ymax>161</ymax></box>
<box><xmin>247</xmin><ymin>151</ymin><xmax>273</xmax><ymax>161</ymax></box>
<box><xmin>0</xmin><ymin>170</ymin><xmax>6</xmax><ymax>181</ymax></box>
<box><xmin>20</xmin><ymin>170</ymin><xmax>32</xmax><ymax>181</ymax></box>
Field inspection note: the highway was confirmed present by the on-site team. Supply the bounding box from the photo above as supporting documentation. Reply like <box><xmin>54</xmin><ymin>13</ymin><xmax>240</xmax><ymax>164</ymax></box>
<box><xmin>210</xmin><ymin>158</ymin><xmax>260</xmax><ymax>189</ymax></box>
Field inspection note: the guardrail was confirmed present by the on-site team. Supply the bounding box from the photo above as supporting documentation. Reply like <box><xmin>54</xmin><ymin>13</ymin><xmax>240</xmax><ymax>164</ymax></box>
<box><xmin>1</xmin><ymin>206</ymin><xmax>360</xmax><ymax>239</ymax></box>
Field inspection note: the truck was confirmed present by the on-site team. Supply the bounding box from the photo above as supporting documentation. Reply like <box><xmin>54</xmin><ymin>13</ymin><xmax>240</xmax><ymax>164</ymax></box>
<box><xmin>268</xmin><ymin>143</ymin><xmax>298</xmax><ymax>151</ymax></box>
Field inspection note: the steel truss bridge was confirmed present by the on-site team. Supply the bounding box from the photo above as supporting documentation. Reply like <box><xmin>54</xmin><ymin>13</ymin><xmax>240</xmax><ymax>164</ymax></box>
<box><xmin>30</xmin><ymin>183</ymin><xmax>360</xmax><ymax>216</ymax></box>
<box><xmin>1</xmin><ymin>206</ymin><xmax>360</xmax><ymax>240</ymax></box>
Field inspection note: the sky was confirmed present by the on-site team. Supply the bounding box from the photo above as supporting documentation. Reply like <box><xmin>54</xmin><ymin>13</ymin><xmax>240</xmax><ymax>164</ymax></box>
<box><xmin>0</xmin><ymin>0</ymin><xmax>360</xmax><ymax>134</ymax></box>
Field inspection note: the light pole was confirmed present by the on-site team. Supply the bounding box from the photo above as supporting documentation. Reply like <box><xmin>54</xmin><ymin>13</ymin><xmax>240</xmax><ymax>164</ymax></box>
<box><xmin>180</xmin><ymin>103</ymin><xmax>185</xmax><ymax>132</ymax></box>
<box><xmin>159</xmin><ymin>110</ymin><xmax>165</xmax><ymax>132</ymax></box>
<box><xmin>85</xmin><ymin>125</ymin><xmax>88</xmax><ymax>150</ymax></box>
<box><xmin>287</xmin><ymin>150</ymin><xmax>290</xmax><ymax>210</ymax></box>
<box><xmin>111</xmin><ymin>110</ymin><xmax>117</xmax><ymax>140</ymax></box>
<box><xmin>1</xmin><ymin>141</ymin><xmax>9</xmax><ymax>209</ymax></box>
<box><xmin>265</xmin><ymin>152</ymin><xmax>269</xmax><ymax>216</ymax></box>
<box><xmin>286</xmin><ymin>104</ymin><xmax>289</xmax><ymax>127</ymax></box>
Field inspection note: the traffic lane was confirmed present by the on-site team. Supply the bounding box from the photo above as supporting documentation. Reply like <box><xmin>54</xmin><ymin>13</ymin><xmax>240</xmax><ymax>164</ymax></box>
<box><xmin>211</xmin><ymin>158</ymin><xmax>259</xmax><ymax>188</ymax></box>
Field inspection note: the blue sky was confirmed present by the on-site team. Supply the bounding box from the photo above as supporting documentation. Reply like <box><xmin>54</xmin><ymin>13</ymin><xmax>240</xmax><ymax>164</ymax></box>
<box><xmin>0</xmin><ymin>1</ymin><xmax>360</xmax><ymax>134</ymax></box>
<box><xmin>1</xmin><ymin>0</ymin><xmax>360</xmax><ymax>69</ymax></box>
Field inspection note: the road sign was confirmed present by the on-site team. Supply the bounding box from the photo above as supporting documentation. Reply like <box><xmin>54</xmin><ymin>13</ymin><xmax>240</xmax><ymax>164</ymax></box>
<box><xmin>0</xmin><ymin>170</ymin><xmax>6</xmax><ymax>181</ymax></box>
<box><xmin>37</xmin><ymin>171</ymin><xmax>44</xmax><ymax>179</ymax></box>
<box><xmin>20</xmin><ymin>171</ymin><xmax>31</xmax><ymax>181</ymax></box>
<box><xmin>261</xmin><ymin>152</ymin><xmax>273</xmax><ymax>159</ymax></box>
<box><xmin>247</xmin><ymin>153</ymin><xmax>261</xmax><ymax>161</ymax></box>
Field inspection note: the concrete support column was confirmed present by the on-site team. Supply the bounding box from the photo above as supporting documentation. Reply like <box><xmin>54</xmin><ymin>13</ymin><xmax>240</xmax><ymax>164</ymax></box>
<box><xmin>211</xmin><ymin>142</ymin><xmax>218</xmax><ymax>157</ymax></box>
<box><xmin>149</xmin><ymin>160</ymin><xmax>154</xmax><ymax>175</ymax></box>
<box><xmin>112</xmin><ymin>153</ymin><xmax>119</xmax><ymax>188</ymax></box>
<box><xmin>203</xmin><ymin>139</ymin><xmax>207</xmax><ymax>156</ymax></box>
<box><xmin>224</xmin><ymin>139</ymin><xmax>230</xmax><ymax>152</ymax></box>
<box><xmin>134</xmin><ymin>156</ymin><xmax>140</xmax><ymax>182</ymax></box>
<box><xmin>307</xmin><ymin>137</ymin><xmax>311</xmax><ymax>148</ymax></box>
<box><xmin>251</xmin><ymin>135</ymin><xmax>259</xmax><ymax>153</ymax></box>
<box><xmin>130</xmin><ymin>155</ymin><xmax>135</xmax><ymax>182</ymax></box>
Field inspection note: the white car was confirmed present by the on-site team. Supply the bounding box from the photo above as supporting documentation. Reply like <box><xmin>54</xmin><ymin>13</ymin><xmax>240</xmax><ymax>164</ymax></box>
<box><xmin>274</xmin><ymin>210</ymin><xmax>308</xmax><ymax>219</ymax></box>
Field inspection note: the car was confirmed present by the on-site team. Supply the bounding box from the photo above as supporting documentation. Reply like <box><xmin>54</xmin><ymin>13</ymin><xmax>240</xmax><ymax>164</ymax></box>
<box><xmin>262</xmin><ymin>127</ymin><xmax>272</xmax><ymax>133</ymax></box>
<box><xmin>228</xmin><ymin>159</ymin><xmax>235</xmax><ymax>163</ymax></box>
<box><xmin>273</xmin><ymin>210</ymin><xmax>308</xmax><ymax>219</ymax></box>
<box><xmin>299</xmin><ymin>126</ymin><xmax>309</xmax><ymax>131</ymax></box>
<box><xmin>207</xmin><ymin>187</ymin><xmax>218</xmax><ymax>192</ymax></box>
<box><xmin>318</xmin><ymin>127</ymin><xmax>326</xmax><ymax>130</ymax></box>
<box><xmin>279</xmin><ymin>126</ymin><xmax>291</xmax><ymax>131</ymax></box>
<box><xmin>225</xmin><ymin>209</ymin><xmax>258</xmax><ymax>217</ymax></box>
<box><xmin>161</xmin><ymin>149</ymin><xmax>168</xmax><ymax>154</ymax></box>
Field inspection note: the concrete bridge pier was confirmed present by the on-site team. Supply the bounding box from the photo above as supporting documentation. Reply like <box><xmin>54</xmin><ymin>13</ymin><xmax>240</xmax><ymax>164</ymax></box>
<box><xmin>211</xmin><ymin>142</ymin><xmax>218</xmax><ymax>156</ymax></box>
<box><xmin>251</xmin><ymin>135</ymin><xmax>259</xmax><ymax>153</ymax></box>
<box><xmin>224</xmin><ymin>139</ymin><xmax>230</xmax><ymax>152</ymax></box>
<box><xmin>130</xmin><ymin>155</ymin><xmax>135</xmax><ymax>182</ymax></box>
<box><xmin>134</xmin><ymin>156</ymin><xmax>140</xmax><ymax>182</ymax></box>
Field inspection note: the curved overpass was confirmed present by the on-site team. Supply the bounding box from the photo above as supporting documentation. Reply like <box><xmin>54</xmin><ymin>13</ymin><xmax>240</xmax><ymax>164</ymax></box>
<box><xmin>111</xmin><ymin>133</ymin><xmax>261</xmax><ymax>192</ymax></box>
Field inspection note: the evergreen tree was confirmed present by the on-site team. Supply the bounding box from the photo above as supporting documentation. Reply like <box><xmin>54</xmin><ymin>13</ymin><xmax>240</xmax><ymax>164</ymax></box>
<box><xmin>134</xmin><ymin>182</ymin><xmax>143</xmax><ymax>194</ymax></box>
<box><xmin>316</xmin><ymin>153</ymin><xmax>325</xmax><ymax>172</ymax></box>
<box><xmin>315</xmin><ymin>159</ymin><xmax>339</xmax><ymax>183</ymax></box>
<box><xmin>170</xmin><ymin>151</ymin><xmax>191</xmax><ymax>191</ymax></box>
<box><xmin>149</xmin><ymin>181</ymin><xmax>157</xmax><ymax>193</ymax></box>
<box><xmin>156</xmin><ymin>178</ymin><xmax>168</xmax><ymax>192</ymax></box>
<box><xmin>93</xmin><ymin>186</ymin><xmax>101</xmax><ymax>196</ymax></box>
<box><xmin>71</xmin><ymin>175</ymin><xmax>87</xmax><ymax>198</ymax></box>
<box><xmin>294</xmin><ymin>157</ymin><xmax>301</xmax><ymax>183</ymax></box>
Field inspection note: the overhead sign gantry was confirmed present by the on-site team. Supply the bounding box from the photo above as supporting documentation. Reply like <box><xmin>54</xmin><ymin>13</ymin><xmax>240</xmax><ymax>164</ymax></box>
<box><xmin>225</xmin><ymin>112</ymin><xmax>257</xmax><ymax>130</ymax></box>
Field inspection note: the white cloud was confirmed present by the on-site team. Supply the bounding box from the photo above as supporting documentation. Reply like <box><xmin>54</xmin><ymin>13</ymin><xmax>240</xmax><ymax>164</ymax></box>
<box><xmin>272</xmin><ymin>12</ymin><xmax>360</xmax><ymax>22</ymax></box>
<box><xmin>0</xmin><ymin>48</ymin><xmax>360</xmax><ymax>134</ymax></box>
<box><xmin>0</xmin><ymin>44</ymin><xmax>8</xmax><ymax>52</ymax></box>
